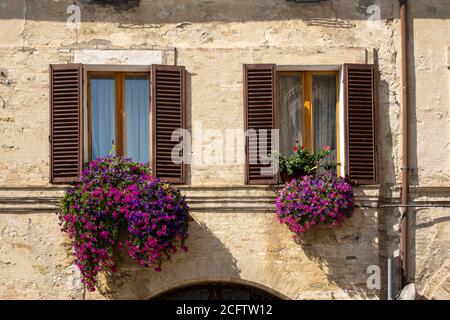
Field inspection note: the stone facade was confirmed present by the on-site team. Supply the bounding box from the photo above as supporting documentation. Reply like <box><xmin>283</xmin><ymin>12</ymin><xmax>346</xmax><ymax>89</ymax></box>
<box><xmin>0</xmin><ymin>0</ymin><xmax>449</xmax><ymax>299</ymax></box>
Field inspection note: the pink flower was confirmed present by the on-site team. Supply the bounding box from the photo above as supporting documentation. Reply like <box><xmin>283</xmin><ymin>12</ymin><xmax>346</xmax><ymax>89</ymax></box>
<box><xmin>100</xmin><ymin>230</ymin><xmax>109</xmax><ymax>239</ymax></box>
<box><xmin>323</xmin><ymin>145</ymin><xmax>330</xmax><ymax>151</ymax></box>
<box><xmin>57</xmin><ymin>156</ymin><xmax>191</xmax><ymax>292</ymax></box>
<box><xmin>275</xmin><ymin>174</ymin><xmax>354</xmax><ymax>236</ymax></box>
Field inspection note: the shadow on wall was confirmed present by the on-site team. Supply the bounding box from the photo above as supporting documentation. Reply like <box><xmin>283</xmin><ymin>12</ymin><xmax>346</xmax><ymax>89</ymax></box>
<box><xmin>184</xmin><ymin>71</ymin><xmax>193</xmax><ymax>185</ymax></box>
<box><xmin>377</xmin><ymin>76</ymin><xmax>403</xmax><ymax>299</ymax></box>
<box><xmin>2</xmin><ymin>0</ymin><xmax>450</xmax><ymax>24</ymax></box>
<box><xmin>377</xmin><ymin>6</ymin><xmax>420</xmax><ymax>297</ymax></box>
<box><xmin>4</xmin><ymin>0</ymin><xmax>450</xmax><ymax>24</ymax></box>
<box><xmin>89</xmin><ymin>209</ymin><xmax>382</xmax><ymax>299</ymax></box>
<box><xmin>96</xmin><ymin>218</ymin><xmax>242</xmax><ymax>299</ymax></box>
<box><xmin>406</xmin><ymin>9</ymin><xmax>418</xmax><ymax>289</ymax></box>
<box><xmin>293</xmin><ymin>208</ymin><xmax>381</xmax><ymax>299</ymax></box>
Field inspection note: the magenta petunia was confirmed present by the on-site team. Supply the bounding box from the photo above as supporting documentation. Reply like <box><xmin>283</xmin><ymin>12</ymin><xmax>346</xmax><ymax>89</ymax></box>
<box><xmin>275</xmin><ymin>174</ymin><xmax>355</xmax><ymax>236</ymax></box>
<box><xmin>56</xmin><ymin>156</ymin><xmax>191</xmax><ymax>292</ymax></box>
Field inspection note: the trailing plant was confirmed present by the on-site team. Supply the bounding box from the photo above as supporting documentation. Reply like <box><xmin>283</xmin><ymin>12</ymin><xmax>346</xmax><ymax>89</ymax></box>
<box><xmin>57</xmin><ymin>156</ymin><xmax>191</xmax><ymax>291</ymax></box>
<box><xmin>275</xmin><ymin>174</ymin><xmax>355</xmax><ymax>237</ymax></box>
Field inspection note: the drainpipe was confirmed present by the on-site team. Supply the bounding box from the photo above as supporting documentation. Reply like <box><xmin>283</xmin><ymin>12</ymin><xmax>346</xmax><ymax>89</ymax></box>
<box><xmin>399</xmin><ymin>0</ymin><xmax>410</xmax><ymax>287</ymax></box>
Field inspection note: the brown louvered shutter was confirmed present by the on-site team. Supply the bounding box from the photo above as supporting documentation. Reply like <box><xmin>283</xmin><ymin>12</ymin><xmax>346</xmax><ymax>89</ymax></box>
<box><xmin>344</xmin><ymin>64</ymin><xmax>378</xmax><ymax>185</ymax></box>
<box><xmin>49</xmin><ymin>64</ymin><xmax>83</xmax><ymax>184</ymax></box>
<box><xmin>244</xmin><ymin>64</ymin><xmax>277</xmax><ymax>185</ymax></box>
<box><xmin>152</xmin><ymin>65</ymin><xmax>186</xmax><ymax>184</ymax></box>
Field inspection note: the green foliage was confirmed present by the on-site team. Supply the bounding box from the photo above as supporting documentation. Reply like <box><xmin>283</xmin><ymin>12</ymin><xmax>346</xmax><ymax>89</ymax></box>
<box><xmin>278</xmin><ymin>145</ymin><xmax>337</xmax><ymax>176</ymax></box>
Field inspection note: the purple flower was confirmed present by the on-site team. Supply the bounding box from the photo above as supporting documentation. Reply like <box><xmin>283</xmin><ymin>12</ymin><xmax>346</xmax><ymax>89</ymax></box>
<box><xmin>275</xmin><ymin>174</ymin><xmax>354</xmax><ymax>236</ymax></box>
<box><xmin>100</xmin><ymin>230</ymin><xmax>109</xmax><ymax>239</ymax></box>
<box><xmin>56</xmin><ymin>155</ymin><xmax>191</xmax><ymax>292</ymax></box>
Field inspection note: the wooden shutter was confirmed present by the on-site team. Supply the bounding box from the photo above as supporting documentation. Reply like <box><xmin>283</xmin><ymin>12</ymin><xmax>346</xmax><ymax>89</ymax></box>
<box><xmin>344</xmin><ymin>64</ymin><xmax>378</xmax><ymax>185</ymax></box>
<box><xmin>244</xmin><ymin>64</ymin><xmax>277</xmax><ymax>185</ymax></box>
<box><xmin>152</xmin><ymin>65</ymin><xmax>186</xmax><ymax>184</ymax></box>
<box><xmin>49</xmin><ymin>64</ymin><xmax>83</xmax><ymax>184</ymax></box>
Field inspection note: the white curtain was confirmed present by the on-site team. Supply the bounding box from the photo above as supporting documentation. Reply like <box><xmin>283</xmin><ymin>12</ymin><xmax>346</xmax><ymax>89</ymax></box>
<box><xmin>91</xmin><ymin>77</ymin><xmax>115</xmax><ymax>160</ymax></box>
<box><xmin>313</xmin><ymin>74</ymin><xmax>337</xmax><ymax>161</ymax></box>
<box><xmin>125</xmin><ymin>76</ymin><xmax>150</xmax><ymax>165</ymax></box>
<box><xmin>279</xmin><ymin>75</ymin><xmax>303</xmax><ymax>156</ymax></box>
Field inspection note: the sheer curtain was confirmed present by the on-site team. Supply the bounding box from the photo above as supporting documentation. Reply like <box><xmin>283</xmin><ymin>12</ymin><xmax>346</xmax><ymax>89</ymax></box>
<box><xmin>279</xmin><ymin>75</ymin><xmax>304</xmax><ymax>156</ymax></box>
<box><xmin>125</xmin><ymin>75</ymin><xmax>150</xmax><ymax>165</ymax></box>
<box><xmin>91</xmin><ymin>76</ymin><xmax>115</xmax><ymax>160</ymax></box>
<box><xmin>313</xmin><ymin>74</ymin><xmax>337</xmax><ymax>161</ymax></box>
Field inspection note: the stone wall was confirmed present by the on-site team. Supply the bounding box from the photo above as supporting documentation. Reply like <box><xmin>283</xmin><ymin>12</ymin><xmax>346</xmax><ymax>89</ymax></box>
<box><xmin>0</xmin><ymin>0</ymin><xmax>449</xmax><ymax>299</ymax></box>
<box><xmin>0</xmin><ymin>185</ymin><xmax>381</xmax><ymax>299</ymax></box>
<box><xmin>401</xmin><ymin>2</ymin><xmax>450</xmax><ymax>299</ymax></box>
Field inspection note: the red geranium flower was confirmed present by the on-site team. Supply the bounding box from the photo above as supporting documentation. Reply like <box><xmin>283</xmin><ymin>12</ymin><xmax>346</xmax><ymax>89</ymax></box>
<box><xmin>293</xmin><ymin>146</ymin><xmax>299</xmax><ymax>152</ymax></box>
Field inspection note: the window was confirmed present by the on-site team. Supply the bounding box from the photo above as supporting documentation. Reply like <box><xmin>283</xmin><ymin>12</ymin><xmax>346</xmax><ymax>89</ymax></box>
<box><xmin>49</xmin><ymin>64</ymin><xmax>186</xmax><ymax>184</ymax></box>
<box><xmin>87</xmin><ymin>72</ymin><xmax>150</xmax><ymax>165</ymax></box>
<box><xmin>278</xmin><ymin>71</ymin><xmax>339</xmax><ymax>166</ymax></box>
<box><xmin>244</xmin><ymin>64</ymin><xmax>377</xmax><ymax>186</ymax></box>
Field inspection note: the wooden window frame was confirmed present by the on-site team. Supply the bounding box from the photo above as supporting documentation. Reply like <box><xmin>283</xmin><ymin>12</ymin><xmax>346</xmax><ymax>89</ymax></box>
<box><xmin>86</xmin><ymin>71</ymin><xmax>151</xmax><ymax>163</ymax></box>
<box><xmin>276</xmin><ymin>70</ymin><xmax>341</xmax><ymax>172</ymax></box>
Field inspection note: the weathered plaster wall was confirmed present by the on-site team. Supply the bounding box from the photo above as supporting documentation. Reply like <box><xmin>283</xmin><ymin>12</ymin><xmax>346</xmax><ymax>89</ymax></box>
<box><xmin>0</xmin><ymin>186</ymin><xmax>381</xmax><ymax>300</ymax></box>
<box><xmin>0</xmin><ymin>0</ymin><xmax>26</xmax><ymax>48</ymax></box>
<box><xmin>0</xmin><ymin>212</ymin><xmax>83</xmax><ymax>299</ymax></box>
<box><xmin>406</xmin><ymin>2</ymin><xmax>450</xmax><ymax>299</ymax></box>
<box><xmin>88</xmin><ymin>208</ymin><xmax>380</xmax><ymax>300</ymax></box>
<box><xmin>0</xmin><ymin>0</ymin><xmax>401</xmax><ymax>187</ymax></box>
<box><xmin>0</xmin><ymin>0</ymin><xmax>448</xmax><ymax>299</ymax></box>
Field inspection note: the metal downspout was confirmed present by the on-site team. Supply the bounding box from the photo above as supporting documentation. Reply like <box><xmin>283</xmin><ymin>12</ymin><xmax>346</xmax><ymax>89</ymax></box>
<box><xmin>399</xmin><ymin>0</ymin><xmax>410</xmax><ymax>287</ymax></box>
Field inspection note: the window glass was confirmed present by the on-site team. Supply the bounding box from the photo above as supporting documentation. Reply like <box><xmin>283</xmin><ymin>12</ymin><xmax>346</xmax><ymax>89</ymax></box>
<box><xmin>312</xmin><ymin>74</ymin><xmax>337</xmax><ymax>161</ymax></box>
<box><xmin>90</xmin><ymin>76</ymin><xmax>116</xmax><ymax>159</ymax></box>
<box><xmin>279</xmin><ymin>74</ymin><xmax>304</xmax><ymax>156</ymax></box>
<box><xmin>125</xmin><ymin>75</ymin><xmax>150</xmax><ymax>165</ymax></box>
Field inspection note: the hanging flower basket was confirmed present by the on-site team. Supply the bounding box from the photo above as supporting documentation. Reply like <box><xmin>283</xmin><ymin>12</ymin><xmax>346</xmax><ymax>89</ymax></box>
<box><xmin>275</xmin><ymin>174</ymin><xmax>355</xmax><ymax>237</ymax></box>
<box><xmin>56</xmin><ymin>156</ymin><xmax>191</xmax><ymax>291</ymax></box>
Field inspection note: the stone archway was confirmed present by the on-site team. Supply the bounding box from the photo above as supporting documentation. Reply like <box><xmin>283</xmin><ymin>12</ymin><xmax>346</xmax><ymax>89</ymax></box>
<box><xmin>420</xmin><ymin>259</ymin><xmax>450</xmax><ymax>300</ymax></box>
<box><xmin>151</xmin><ymin>282</ymin><xmax>283</xmax><ymax>300</ymax></box>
